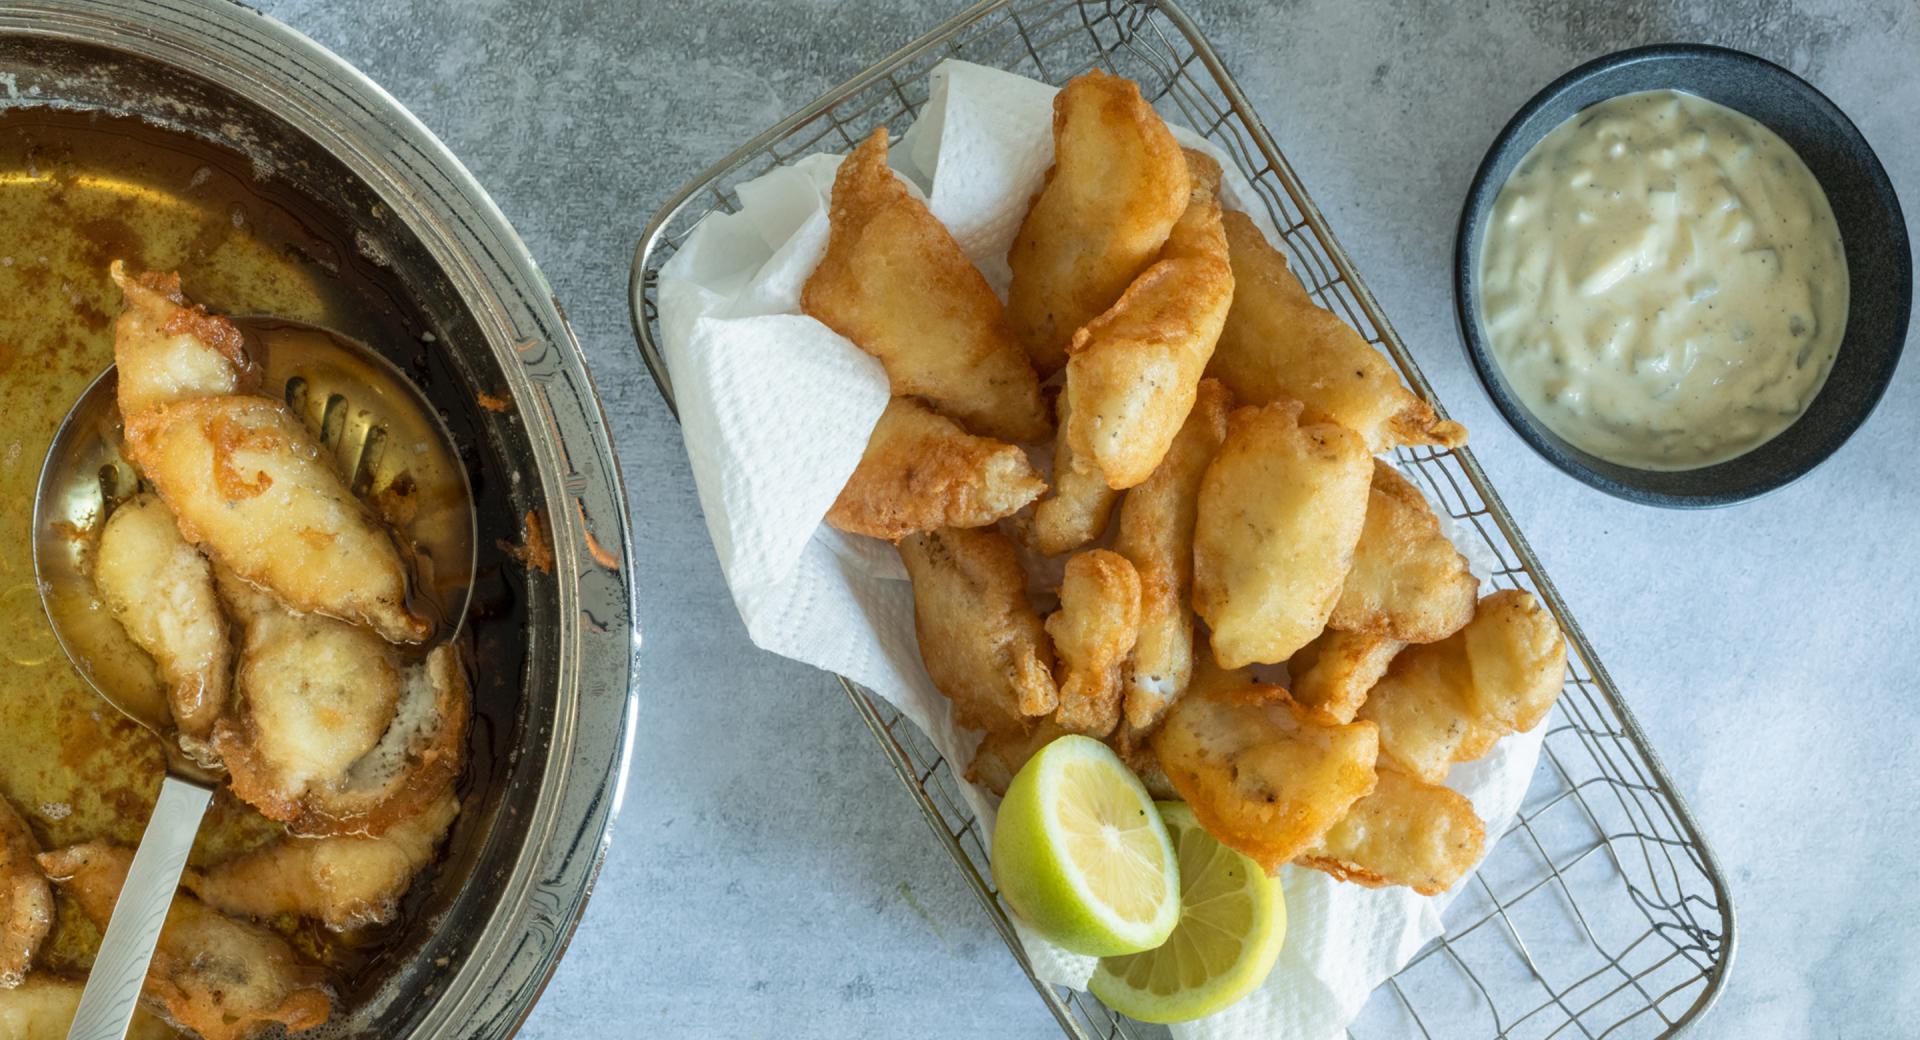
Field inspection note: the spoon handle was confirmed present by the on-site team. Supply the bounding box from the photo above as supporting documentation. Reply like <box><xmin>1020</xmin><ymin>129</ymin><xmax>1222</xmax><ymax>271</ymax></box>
<box><xmin>66</xmin><ymin>775</ymin><xmax>213</xmax><ymax>1040</ymax></box>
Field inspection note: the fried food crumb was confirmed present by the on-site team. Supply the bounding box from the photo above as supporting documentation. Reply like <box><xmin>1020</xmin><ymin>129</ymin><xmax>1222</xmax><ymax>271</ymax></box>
<box><xmin>576</xmin><ymin>500</ymin><xmax>620</xmax><ymax>571</ymax></box>
<box><xmin>500</xmin><ymin>509</ymin><xmax>555</xmax><ymax>575</ymax></box>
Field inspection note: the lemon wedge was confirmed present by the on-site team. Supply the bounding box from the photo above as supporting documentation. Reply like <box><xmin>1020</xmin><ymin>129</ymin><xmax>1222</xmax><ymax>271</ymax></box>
<box><xmin>990</xmin><ymin>735</ymin><xmax>1180</xmax><ymax>956</ymax></box>
<box><xmin>1090</xmin><ymin>801</ymin><xmax>1286</xmax><ymax>1022</ymax></box>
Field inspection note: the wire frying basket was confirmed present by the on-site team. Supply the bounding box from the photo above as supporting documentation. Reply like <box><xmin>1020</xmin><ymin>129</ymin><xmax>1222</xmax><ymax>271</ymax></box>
<box><xmin>629</xmin><ymin>1</ymin><xmax>1736</xmax><ymax>1035</ymax></box>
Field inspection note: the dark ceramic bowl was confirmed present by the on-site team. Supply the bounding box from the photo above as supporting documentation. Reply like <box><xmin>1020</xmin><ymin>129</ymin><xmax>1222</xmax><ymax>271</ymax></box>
<box><xmin>1455</xmin><ymin>43</ymin><xmax>1910</xmax><ymax>507</ymax></box>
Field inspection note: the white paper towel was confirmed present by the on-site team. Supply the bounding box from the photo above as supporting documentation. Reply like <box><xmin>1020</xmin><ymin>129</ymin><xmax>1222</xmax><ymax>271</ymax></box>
<box><xmin>657</xmin><ymin>58</ymin><xmax>1549</xmax><ymax>1040</ymax></box>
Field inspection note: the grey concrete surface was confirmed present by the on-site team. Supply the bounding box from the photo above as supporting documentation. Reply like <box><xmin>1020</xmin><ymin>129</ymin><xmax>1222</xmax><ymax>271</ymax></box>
<box><xmin>251</xmin><ymin>0</ymin><xmax>1919</xmax><ymax>1036</ymax></box>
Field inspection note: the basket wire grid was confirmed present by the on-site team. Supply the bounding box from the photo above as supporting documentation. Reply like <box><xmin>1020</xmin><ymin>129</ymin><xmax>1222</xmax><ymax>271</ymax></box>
<box><xmin>629</xmin><ymin>1</ymin><xmax>1736</xmax><ymax>1036</ymax></box>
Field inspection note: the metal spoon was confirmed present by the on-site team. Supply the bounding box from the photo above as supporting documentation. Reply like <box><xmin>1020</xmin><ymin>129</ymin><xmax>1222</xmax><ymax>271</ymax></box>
<box><xmin>32</xmin><ymin>319</ymin><xmax>475</xmax><ymax>1040</ymax></box>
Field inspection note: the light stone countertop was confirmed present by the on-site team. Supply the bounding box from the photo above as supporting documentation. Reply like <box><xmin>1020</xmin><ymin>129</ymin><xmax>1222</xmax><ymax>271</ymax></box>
<box><xmin>251</xmin><ymin>0</ymin><xmax>1920</xmax><ymax>1035</ymax></box>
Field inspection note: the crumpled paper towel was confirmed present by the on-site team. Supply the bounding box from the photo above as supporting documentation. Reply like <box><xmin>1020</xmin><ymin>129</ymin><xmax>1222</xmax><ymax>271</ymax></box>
<box><xmin>657</xmin><ymin>58</ymin><xmax>1548</xmax><ymax>1040</ymax></box>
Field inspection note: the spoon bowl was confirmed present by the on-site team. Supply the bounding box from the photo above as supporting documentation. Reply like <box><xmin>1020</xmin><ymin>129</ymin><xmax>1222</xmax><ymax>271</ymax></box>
<box><xmin>32</xmin><ymin>319</ymin><xmax>479</xmax><ymax>756</ymax></box>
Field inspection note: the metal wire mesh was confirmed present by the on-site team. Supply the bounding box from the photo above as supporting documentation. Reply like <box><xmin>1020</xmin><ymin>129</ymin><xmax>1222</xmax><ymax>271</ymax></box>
<box><xmin>628</xmin><ymin>1</ymin><xmax>1736</xmax><ymax>1036</ymax></box>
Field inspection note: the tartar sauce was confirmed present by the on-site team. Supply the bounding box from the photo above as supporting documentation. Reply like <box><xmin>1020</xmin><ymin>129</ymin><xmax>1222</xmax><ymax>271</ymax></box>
<box><xmin>1478</xmin><ymin>89</ymin><xmax>1848</xmax><ymax>470</ymax></box>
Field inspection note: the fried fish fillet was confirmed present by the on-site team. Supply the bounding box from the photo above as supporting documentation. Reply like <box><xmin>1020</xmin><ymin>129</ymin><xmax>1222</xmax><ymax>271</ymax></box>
<box><xmin>1026</xmin><ymin>391</ymin><xmax>1121</xmax><ymax>556</ymax></box>
<box><xmin>1061</xmin><ymin>149</ymin><xmax>1233</xmax><ymax>490</ymax></box>
<box><xmin>1288</xmin><ymin>628</ymin><xmax>1405</xmax><ymax>725</ymax></box>
<box><xmin>966</xmin><ymin>711</ymin><xmax>1191</xmax><ymax>808</ymax></box>
<box><xmin>0</xmin><ymin>977</ymin><xmax>172</xmax><ymax>1040</ymax></box>
<box><xmin>1046</xmin><ymin>550</ymin><xmax>1141</xmax><ymax>737</ymax></box>
<box><xmin>900</xmin><ymin>527</ymin><xmax>1058</xmax><ymax>730</ymax></box>
<box><xmin>802</xmin><ymin>128</ymin><xmax>1048</xmax><ymax>443</ymax></box>
<box><xmin>109</xmin><ymin>261</ymin><xmax>256</xmax><ymax>416</ymax></box>
<box><xmin>1120</xmin><ymin>738</ymin><xmax>1180</xmax><ymax>802</ymax></box>
<box><xmin>212</xmin><ymin>570</ymin><xmax>397</xmax><ymax>823</ymax></box>
<box><xmin>1456</xmin><ymin>589</ymin><xmax>1569</xmax><ymax>739</ymax></box>
<box><xmin>1113</xmin><ymin>377</ymin><xmax>1230</xmax><ymax>733</ymax></box>
<box><xmin>38</xmin><ymin>843</ymin><xmax>332</xmax><ymax>1040</ymax></box>
<box><xmin>1192</xmin><ymin>399</ymin><xmax>1372</xmax><ymax>668</ymax></box>
<box><xmin>1329</xmin><ymin>461</ymin><xmax>1477</xmax><ymax>643</ymax></box>
<box><xmin>124</xmin><ymin>394</ymin><xmax>430</xmax><ymax>645</ymax></box>
<box><xmin>1152</xmin><ymin>652</ymin><xmax>1379</xmax><ymax>873</ymax></box>
<box><xmin>94</xmin><ymin>493</ymin><xmax>229</xmax><ymax>750</ymax></box>
<box><xmin>965</xmin><ymin>716</ymin><xmax>1177</xmax><ymax>802</ymax></box>
<box><xmin>826</xmin><ymin>397</ymin><xmax>1045</xmax><ymax>541</ymax></box>
<box><xmin>1298</xmin><ymin>767</ymin><xmax>1485</xmax><ymax>895</ymax></box>
<box><xmin>1352</xmin><ymin>640</ymin><xmax>1470</xmax><ymax>785</ymax></box>
<box><xmin>1006</xmin><ymin>70</ymin><xmax>1190</xmax><ymax>376</ymax></box>
<box><xmin>185</xmin><ymin>791</ymin><xmax>456</xmax><ymax>931</ymax></box>
<box><xmin>1206</xmin><ymin>212</ymin><xmax>1465</xmax><ymax>452</ymax></box>
<box><xmin>212</xmin><ymin>568</ymin><xmax>465</xmax><ymax>837</ymax></box>
<box><xmin>966</xmin><ymin>718</ymin><xmax>1068</xmax><ymax>796</ymax></box>
<box><xmin>0</xmin><ymin>798</ymin><xmax>50</xmax><ymax>989</ymax></box>
<box><xmin>220</xmin><ymin>648</ymin><xmax>465</xmax><ymax>840</ymax></box>
<box><xmin>1358</xmin><ymin>590</ymin><xmax>1567</xmax><ymax>783</ymax></box>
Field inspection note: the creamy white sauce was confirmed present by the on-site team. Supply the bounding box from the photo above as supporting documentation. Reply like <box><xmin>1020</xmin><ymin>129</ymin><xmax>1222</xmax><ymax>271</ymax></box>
<box><xmin>1479</xmin><ymin>89</ymin><xmax>1848</xmax><ymax>470</ymax></box>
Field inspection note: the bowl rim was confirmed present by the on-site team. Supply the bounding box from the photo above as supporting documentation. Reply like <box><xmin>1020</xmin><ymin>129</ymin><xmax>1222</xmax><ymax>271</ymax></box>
<box><xmin>1453</xmin><ymin>41</ymin><xmax>1912</xmax><ymax>508</ymax></box>
<box><xmin>0</xmin><ymin>1</ymin><xmax>641</xmax><ymax>1035</ymax></box>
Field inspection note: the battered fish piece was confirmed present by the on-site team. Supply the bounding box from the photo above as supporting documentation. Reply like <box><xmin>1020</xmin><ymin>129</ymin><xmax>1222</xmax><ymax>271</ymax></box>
<box><xmin>900</xmin><ymin>527</ymin><xmax>1058</xmax><ymax>730</ymax></box>
<box><xmin>1206</xmin><ymin>212</ymin><xmax>1465</xmax><ymax>451</ymax></box>
<box><xmin>212</xmin><ymin>570</ymin><xmax>403</xmax><ymax>829</ymax></box>
<box><xmin>802</xmin><ymin>129</ymin><xmax>1048</xmax><ymax>443</ymax></box>
<box><xmin>1006</xmin><ymin>70</ymin><xmax>1190</xmax><ymax>376</ymax></box>
<box><xmin>1329</xmin><ymin>461</ymin><xmax>1477</xmax><ymax>643</ymax></box>
<box><xmin>1113</xmin><ymin>378</ymin><xmax>1230</xmax><ymax>732</ymax></box>
<box><xmin>186</xmin><ymin>791</ymin><xmax>457</xmax><ymax>931</ymax></box>
<box><xmin>0</xmin><ymin>798</ymin><xmax>51</xmax><ymax>989</ymax></box>
<box><xmin>1152</xmin><ymin>654</ymin><xmax>1379</xmax><ymax>873</ymax></box>
<box><xmin>1046</xmin><ymin>550</ymin><xmax>1141</xmax><ymax>737</ymax></box>
<box><xmin>109</xmin><ymin>261</ymin><xmax>256</xmax><ymax>416</ymax></box>
<box><xmin>1298</xmin><ymin>768</ymin><xmax>1485</xmax><ymax>896</ymax></box>
<box><xmin>1192</xmin><ymin>399</ymin><xmax>1372</xmax><ymax>668</ymax></box>
<box><xmin>124</xmin><ymin>394</ymin><xmax>430</xmax><ymax>645</ymax></box>
<box><xmin>1358</xmin><ymin>590</ymin><xmax>1567</xmax><ymax>782</ymax></box>
<box><xmin>1026</xmin><ymin>392</ymin><xmax>1120</xmax><ymax>556</ymax></box>
<box><xmin>826</xmin><ymin>397</ymin><xmax>1045</xmax><ymax>541</ymax></box>
<box><xmin>0</xmin><ymin>977</ymin><xmax>172</xmax><ymax>1040</ymax></box>
<box><xmin>1288</xmin><ymin>628</ymin><xmax>1405</xmax><ymax>725</ymax></box>
<box><xmin>966</xmin><ymin>719</ymin><xmax>1068</xmax><ymax>797</ymax></box>
<box><xmin>966</xmin><ymin>718</ymin><xmax>1176</xmax><ymax>801</ymax></box>
<box><xmin>1121</xmin><ymin>739</ymin><xmax>1180</xmax><ymax>802</ymax></box>
<box><xmin>1455</xmin><ymin>589</ymin><xmax>1569</xmax><ymax>744</ymax></box>
<box><xmin>218</xmin><ymin>634</ymin><xmax>466</xmax><ymax>838</ymax></box>
<box><xmin>94</xmin><ymin>493</ymin><xmax>229</xmax><ymax>751</ymax></box>
<box><xmin>1062</xmin><ymin>150</ymin><xmax>1233</xmax><ymax>490</ymax></box>
<box><xmin>37</xmin><ymin>843</ymin><xmax>331</xmax><ymax>1040</ymax></box>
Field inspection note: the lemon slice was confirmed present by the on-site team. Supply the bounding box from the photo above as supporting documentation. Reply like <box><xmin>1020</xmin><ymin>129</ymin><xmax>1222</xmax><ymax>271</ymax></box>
<box><xmin>990</xmin><ymin>735</ymin><xmax>1180</xmax><ymax>957</ymax></box>
<box><xmin>1090</xmin><ymin>801</ymin><xmax>1287</xmax><ymax>1023</ymax></box>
